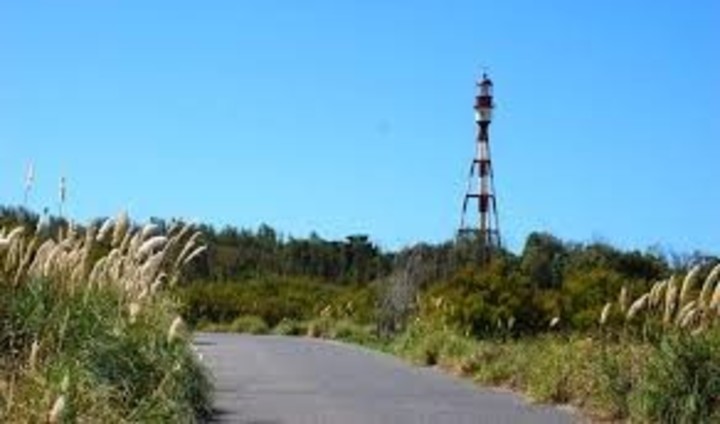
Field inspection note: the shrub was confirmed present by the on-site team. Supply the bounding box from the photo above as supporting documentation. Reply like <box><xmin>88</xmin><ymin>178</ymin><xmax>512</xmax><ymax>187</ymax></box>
<box><xmin>329</xmin><ymin>320</ymin><xmax>378</xmax><ymax>346</ymax></box>
<box><xmin>306</xmin><ymin>317</ymin><xmax>333</xmax><ymax>338</ymax></box>
<box><xmin>272</xmin><ymin>319</ymin><xmax>308</xmax><ymax>336</ymax></box>
<box><xmin>229</xmin><ymin>316</ymin><xmax>269</xmax><ymax>335</ymax></box>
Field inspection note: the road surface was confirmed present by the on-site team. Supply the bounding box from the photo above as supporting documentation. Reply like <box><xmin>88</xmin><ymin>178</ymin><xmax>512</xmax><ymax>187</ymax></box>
<box><xmin>195</xmin><ymin>333</ymin><xmax>577</xmax><ymax>424</ymax></box>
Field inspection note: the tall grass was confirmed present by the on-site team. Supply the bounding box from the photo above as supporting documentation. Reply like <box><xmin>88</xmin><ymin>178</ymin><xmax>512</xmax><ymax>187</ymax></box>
<box><xmin>0</xmin><ymin>214</ymin><xmax>212</xmax><ymax>422</ymax></box>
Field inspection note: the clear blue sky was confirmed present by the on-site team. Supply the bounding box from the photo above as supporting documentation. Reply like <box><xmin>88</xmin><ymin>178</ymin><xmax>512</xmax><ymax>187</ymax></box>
<box><xmin>1</xmin><ymin>1</ymin><xmax>718</xmax><ymax>254</ymax></box>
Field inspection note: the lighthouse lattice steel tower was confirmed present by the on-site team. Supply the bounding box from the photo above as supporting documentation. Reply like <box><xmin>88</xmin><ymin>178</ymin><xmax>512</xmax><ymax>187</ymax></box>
<box><xmin>459</xmin><ymin>73</ymin><xmax>501</xmax><ymax>262</ymax></box>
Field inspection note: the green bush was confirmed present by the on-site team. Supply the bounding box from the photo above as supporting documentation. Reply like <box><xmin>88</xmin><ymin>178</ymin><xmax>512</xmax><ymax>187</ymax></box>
<box><xmin>306</xmin><ymin>317</ymin><xmax>333</xmax><ymax>338</ymax></box>
<box><xmin>329</xmin><ymin>320</ymin><xmax>378</xmax><ymax>346</ymax></box>
<box><xmin>229</xmin><ymin>315</ymin><xmax>269</xmax><ymax>335</ymax></box>
<box><xmin>272</xmin><ymin>319</ymin><xmax>308</xmax><ymax>336</ymax></box>
<box><xmin>178</xmin><ymin>278</ymin><xmax>341</xmax><ymax>327</ymax></box>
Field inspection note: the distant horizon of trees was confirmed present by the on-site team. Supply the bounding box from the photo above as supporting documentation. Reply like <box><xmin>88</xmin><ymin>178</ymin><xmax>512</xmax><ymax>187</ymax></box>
<box><xmin>2</xmin><ymin>203</ymin><xmax>715</xmax><ymax>278</ymax></box>
<box><xmin>4</xmin><ymin>203</ymin><xmax>719</xmax><ymax>335</ymax></box>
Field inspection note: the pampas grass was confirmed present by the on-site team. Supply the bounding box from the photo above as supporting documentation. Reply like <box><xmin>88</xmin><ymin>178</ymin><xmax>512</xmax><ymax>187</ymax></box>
<box><xmin>626</xmin><ymin>294</ymin><xmax>649</xmax><ymax>321</ymax></box>
<box><xmin>141</xmin><ymin>223</ymin><xmax>160</xmax><ymax>240</ymax></box>
<box><xmin>168</xmin><ymin>316</ymin><xmax>185</xmax><ymax>343</ymax></box>
<box><xmin>679</xmin><ymin>265</ymin><xmax>701</xmax><ymax>308</ymax></box>
<box><xmin>549</xmin><ymin>316</ymin><xmax>560</xmax><ymax>329</ymax></box>
<box><xmin>1</xmin><ymin>212</ymin><xmax>212</xmax><ymax>422</ymax></box>
<box><xmin>47</xmin><ymin>395</ymin><xmax>66</xmax><ymax>424</ymax></box>
<box><xmin>604</xmin><ymin>264</ymin><xmax>720</xmax><ymax>335</ymax></box>
<box><xmin>618</xmin><ymin>286</ymin><xmax>628</xmax><ymax>313</ymax></box>
<box><xmin>182</xmin><ymin>245</ymin><xmax>207</xmax><ymax>267</ymax></box>
<box><xmin>28</xmin><ymin>340</ymin><xmax>40</xmax><ymax>372</ymax></box>
<box><xmin>600</xmin><ymin>302</ymin><xmax>612</xmax><ymax>326</ymax></box>
<box><xmin>96</xmin><ymin>218</ymin><xmax>114</xmax><ymax>242</ymax></box>
<box><xmin>663</xmin><ymin>276</ymin><xmax>678</xmax><ymax>326</ymax></box>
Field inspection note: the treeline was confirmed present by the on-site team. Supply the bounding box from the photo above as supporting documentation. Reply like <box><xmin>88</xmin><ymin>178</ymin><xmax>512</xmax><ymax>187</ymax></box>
<box><xmin>193</xmin><ymin>224</ymin><xmax>393</xmax><ymax>283</ymax></box>
<box><xmin>0</xmin><ymin>206</ymin><xmax>393</xmax><ymax>284</ymax></box>
<box><xmin>3</xmin><ymin>204</ymin><xmax>717</xmax><ymax>336</ymax></box>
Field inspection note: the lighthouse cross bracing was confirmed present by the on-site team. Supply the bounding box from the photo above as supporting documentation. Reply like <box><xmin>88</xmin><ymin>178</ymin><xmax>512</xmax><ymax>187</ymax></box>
<box><xmin>459</xmin><ymin>73</ymin><xmax>501</xmax><ymax>262</ymax></box>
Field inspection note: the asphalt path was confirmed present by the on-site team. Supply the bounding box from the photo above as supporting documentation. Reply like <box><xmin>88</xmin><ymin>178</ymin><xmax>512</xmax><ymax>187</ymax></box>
<box><xmin>195</xmin><ymin>333</ymin><xmax>577</xmax><ymax>424</ymax></box>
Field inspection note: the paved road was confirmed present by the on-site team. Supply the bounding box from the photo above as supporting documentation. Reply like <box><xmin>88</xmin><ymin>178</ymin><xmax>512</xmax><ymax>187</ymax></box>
<box><xmin>195</xmin><ymin>333</ymin><xmax>577</xmax><ymax>424</ymax></box>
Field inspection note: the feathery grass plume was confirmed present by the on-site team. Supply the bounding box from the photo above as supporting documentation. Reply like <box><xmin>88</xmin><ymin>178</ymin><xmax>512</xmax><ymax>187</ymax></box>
<box><xmin>88</xmin><ymin>256</ymin><xmax>108</xmax><ymax>287</ymax></box>
<box><xmin>96</xmin><ymin>218</ymin><xmax>114</xmax><ymax>242</ymax></box>
<box><xmin>70</xmin><ymin>262</ymin><xmax>84</xmax><ymax>286</ymax></box>
<box><xmin>709</xmin><ymin>280</ymin><xmax>720</xmax><ymax>311</ymax></box>
<box><xmin>626</xmin><ymin>293</ymin><xmax>649</xmax><ymax>321</ymax></box>
<box><xmin>664</xmin><ymin>276</ymin><xmax>678</xmax><ymax>325</ymax></box>
<box><xmin>48</xmin><ymin>395</ymin><xmax>66</xmax><ymax>424</ymax></box>
<box><xmin>679</xmin><ymin>308</ymin><xmax>698</xmax><ymax>329</ymax></box>
<box><xmin>14</xmin><ymin>237</ymin><xmax>38</xmax><ymax>286</ymax></box>
<box><xmin>28</xmin><ymin>340</ymin><xmax>40</xmax><ymax>371</ymax></box>
<box><xmin>172</xmin><ymin>222</ymin><xmax>193</xmax><ymax>244</ymax></box>
<box><xmin>618</xmin><ymin>286</ymin><xmax>628</xmax><ymax>313</ymax></box>
<box><xmin>140</xmin><ymin>223</ymin><xmax>159</xmax><ymax>240</ymax></box>
<box><xmin>168</xmin><ymin>316</ymin><xmax>185</xmax><ymax>343</ymax></box>
<box><xmin>162</xmin><ymin>222</ymin><xmax>192</xmax><ymax>261</ymax></box>
<box><xmin>136</xmin><ymin>235</ymin><xmax>167</xmax><ymax>260</ymax></box>
<box><xmin>119</xmin><ymin>228</ymin><xmax>134</xmax><ymax>254</ymax></box>
<box><xmin>4</xmin><ymin>236</ymin><xmax>20</xmax><ymax>272</ymax></box>
<box><xmin>549</xmin><ymin>316</ymin><xmax>560</xmax><ymax>329</ymax></box>
<box><xmin>128</xmin><ymin>302</ymin><xmax>141</xmax><ymax>323</ymax></box>
<box><xmin>150</xmin><ymin>272</ymin><xmax>167</xmax><ymax>294</ymax></box>
<box><xmin>43</xmin><ymin>245</ymin><xmax>61</xmax><ymax>277</ymax></box>
<box><xmin>649</xmin><ymin>279</ymin><xmax>668</xmax><ymax>308</ymax></box>
<box><xmin>679</xmin><ymin>264</ymin><xmax>702</xmax><ymax>308</ymax></box>
<box><xmin>140</xmin><ymin>251</ymin><xmax>166</xmax><ymax>286</ymax></box>
<box><xmin>112</xmin><ymin>210</ymin><xmax>129</xmax><ymax>247</ymax></box>
<box><xmin>107</xmin><ymin>251</ymin><xmax>125</xmax><ymax>281</ymax></box>
<box><xmin>599</xmin><ymin>302</ymin><xmax>612</xmax><ymax>326</ymax></box>
<box><xmin>174</xmin><ymin>231</ymin><xmax>202</xmax><ymax>268</ymax></box>
<box><xmin>137</xmin><ymin>286</ymin><xmax>149</xmax><ymax>301</ymax></box>
<box><xmin>27</xmin><ymin>239</ymin><xmax>55</xmax><ymax>278</ymax></box>
<box><xmin>7</xmin><ymin>237</ymin><xmax>28</xmax><ymax>274</ymax></box>
<box><xmin>128</xmin><ymin>230</ymin><xmax>144</xmax><ymax>257</ymax></box>
<box><xmin>79</xmin><ymin>226</ymin><xmax>96</xmax><ymax>280</ymax></box>
<box><xmin>675</xmin><ymin>300</ymin><xmax>697</xmax><ymax>326</ymax></box>
<box><xmin>701</xmin><ymin>263</ymin><xmax>720</xmax><ymax>308</ymax></box>
<box><xmin>182</xmin><ymin>245</ymin><xmax>207</xmax><ymax>267</ymax></box>
<box><xmin>6</xmin><ymin>225</ymin><xmax>26</xmax><ymax>243</ymax></box>
<box><xmin>166</xmin><ymin>220</ymin><xmax>181</xmax><ymax>237</ymax></box>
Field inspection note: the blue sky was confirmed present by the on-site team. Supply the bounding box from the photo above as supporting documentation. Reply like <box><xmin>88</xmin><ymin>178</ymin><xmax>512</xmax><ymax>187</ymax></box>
<box><xmin>0</xmin><ymin>1</ymin><xmax>718</xmax><ymax>254</ymax></box>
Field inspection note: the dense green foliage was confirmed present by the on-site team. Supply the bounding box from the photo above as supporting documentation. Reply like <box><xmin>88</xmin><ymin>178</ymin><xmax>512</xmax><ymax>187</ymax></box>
<box><xmin>176</xmin><ymin>225</ymin><xmax>682</xmax><ymax>338</ymax></box>
<box><xmin>193</xmin><ymin>223</ymin><xmax>392</xmax><ymax>284</ymax></box>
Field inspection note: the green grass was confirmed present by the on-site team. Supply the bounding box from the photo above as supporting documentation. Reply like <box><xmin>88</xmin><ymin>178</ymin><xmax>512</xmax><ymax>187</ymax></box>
<box><xmin>387</xmin><ymin>322</ymin><xmax>720</xmax><ymax>422</ymax></box>
<box><xmin>1</xmin><ymin>278</ymin><xmax>212</xmax><ymax>422</ymax></box>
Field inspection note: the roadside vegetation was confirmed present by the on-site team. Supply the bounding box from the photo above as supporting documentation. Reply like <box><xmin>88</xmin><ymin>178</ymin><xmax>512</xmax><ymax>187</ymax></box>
<box><xmin>4</xmin><ymin>205</ymin><xmax>720</xmax><ymax>422</ymax></box>
<box><xmin>175</xmin><ymin>216</ymin><xmax>719</xmax><ymax>422</ymax></box>
<box><xmin>0</xmin><ymin>208</ymin><xmax>211</xmax><ymax>422</ymax></box>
